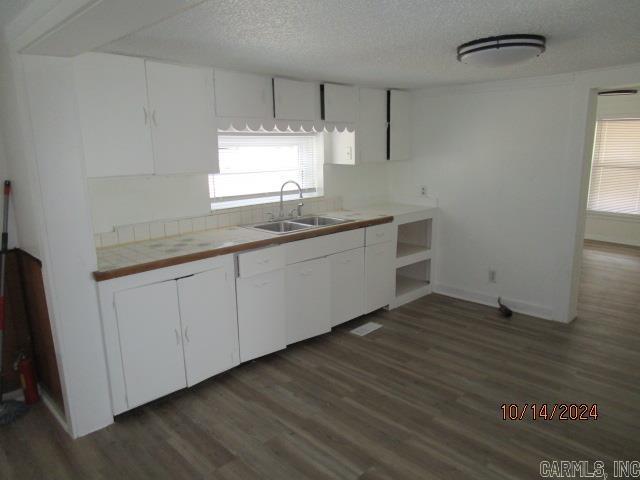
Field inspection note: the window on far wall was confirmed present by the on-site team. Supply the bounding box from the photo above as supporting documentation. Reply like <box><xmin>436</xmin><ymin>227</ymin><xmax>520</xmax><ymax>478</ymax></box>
<box><xmin>209</xmin><ymin>134</ymin><xmax>321</xmax><ymax>209</ymax></box>
<box><xmin>587</xmin><ymin>118</ymin><xmax>640</xmax><ymax>216</ymax></box>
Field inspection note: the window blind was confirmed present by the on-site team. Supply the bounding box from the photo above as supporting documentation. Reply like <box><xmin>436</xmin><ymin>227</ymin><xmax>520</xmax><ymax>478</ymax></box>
<box><xmin>209</xmin><ymin>134</ymin><xmax>318</xmax><ymax>205</ymax></box>
<box><xmin>587</xmin><ymin>119</ymin><xmax>640</xmax><ymax>216</ymax></box>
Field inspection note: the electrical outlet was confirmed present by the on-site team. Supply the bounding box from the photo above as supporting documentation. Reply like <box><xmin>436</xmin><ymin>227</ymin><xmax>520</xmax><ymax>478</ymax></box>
<box><xmin>419</xmin><ymin>185</ymin><xmax>427</xmax><ymax>197</ymax></box>
<box><xmin>488</xmin><ymin>269</ymin><xmax>497</xmax><ymax>283</ymax></box>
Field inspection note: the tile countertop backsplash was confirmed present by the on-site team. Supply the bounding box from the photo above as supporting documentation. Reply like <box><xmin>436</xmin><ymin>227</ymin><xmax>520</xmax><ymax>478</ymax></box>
<box><xmin>94</xmin><ymin>196</ymin><xmax>343</xmax><ymax>248</ymax></box>
<box><xmin>95</xmin><ymin>201</ymin><xmax>436</xmax><ymax>274</ymax></box>
<box><xmin>96</xmin><ymin>225</ymin><xmax>275</xmax><ymax>272</ymax></box>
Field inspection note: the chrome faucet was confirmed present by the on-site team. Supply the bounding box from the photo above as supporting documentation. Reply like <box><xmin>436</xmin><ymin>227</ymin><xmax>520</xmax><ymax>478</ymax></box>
<box><xmin>278</xmin><ymin>180</ymin><xmax>304</xmax><ymax>219</ymax></box>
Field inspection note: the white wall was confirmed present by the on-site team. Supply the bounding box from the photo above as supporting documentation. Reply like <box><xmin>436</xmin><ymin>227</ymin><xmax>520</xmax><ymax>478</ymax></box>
<box><xmin>88</xmin><ymin>174</ymin><xmax>211</xmax><ymax>233</ymax></box>
<box><xmin>324</xmin><ymin>162</ymin><xmax>390</xmax><ymax>209</ymax></box>
<box><xmin>585</xmin><ymin>213</ymin><xmax>640</xmax><ymax>247</ymax></box>
<box><xmin>0</xmin><ymin>37</ymin><xmax>40</xmax><ymax>255</ymax></box>
<box><xmin>87</xmin><ymin>153</ymin><xmax>391</xmax><ymax>233</ymax></box>
<box><xmin>21</xmin><ymin>55</ymin><xmax>113</xmax><ymax>437</ymax></box>
<box><xmin>583</xmin><ymin>91</ymin><xmax>640</xmax><ymax>246</ymax></box>
<box><xmin>391</xmin><ymin>65</ymin><xmax>640</xmax><ymax>322</ymax></box>
<box><xmin>390</xmin><ymin>78</ymin><xmax>575</xmax><ymax>320</ymax></box>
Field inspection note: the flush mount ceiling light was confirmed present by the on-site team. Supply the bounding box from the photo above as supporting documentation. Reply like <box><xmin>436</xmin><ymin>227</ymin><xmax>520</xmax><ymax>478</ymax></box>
<box><xmin>457</xmin><ymin>34</ymin><xmax>546</xmax><ymax>67</ymax></box>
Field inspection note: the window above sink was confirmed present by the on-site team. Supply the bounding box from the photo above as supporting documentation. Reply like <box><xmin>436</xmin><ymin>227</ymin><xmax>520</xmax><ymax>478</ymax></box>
<box><xmin>210</xmin><ymin>133</ymin><xmax>324</xmax><ymax>210</ymax></box>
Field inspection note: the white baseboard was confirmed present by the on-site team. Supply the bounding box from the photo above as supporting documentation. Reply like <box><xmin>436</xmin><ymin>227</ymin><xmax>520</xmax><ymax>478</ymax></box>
<box><xmin>584</xmin><ymin>233</ymin><xmax>640</xmax><ymax>248</ymax></box>
<box><xmin>433</xmin><ymin>283</ymin><xmax>555</xmax><ymax>321</ymax></box>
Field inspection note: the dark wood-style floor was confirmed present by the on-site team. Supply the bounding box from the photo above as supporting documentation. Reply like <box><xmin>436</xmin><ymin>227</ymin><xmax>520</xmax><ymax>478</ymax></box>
<box><xmin>1</xmin><ymin>240</ymin><xmax>639</xmax><ymax>479</ymax></box>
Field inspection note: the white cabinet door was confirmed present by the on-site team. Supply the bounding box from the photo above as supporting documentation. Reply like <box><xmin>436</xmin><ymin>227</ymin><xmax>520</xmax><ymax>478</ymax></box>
<box><xmin>177</xmin><ymin>267</ymin><xmax>239</xmax><ymax>387</ymax></box>
<box><xmin>329</xmin><ymin>248</ymin><xmax>365</xmax><ymax>327</ymax></box>
<box><xmin>323</xmin><ymin>84</ymin><xmax>357</xmax><ymax>123</ymax></box>
<box><xmin>236</xmin><ymin>269</ymin><xmax>286</xmax><ymax>362</ymax></box>
<box><xmin>389</xmin><ymin>90</ymin><xmax>411</xmax><ymax>162</ymax></box>
<box><xmin>74</xmin><ymin>53</ymin><xmax>154</xmax><ymax>177</ymax></box>
<box><xmin>214</xmin><ymin>69</ymin><xmax>273</xmax><ymax>118</ymax></box>
<box><xmin>115</xmin><ymin>281</ymin><xmax>186</xmax><ymax>409</ymax></box>
<box><xmin>273</xmin><ymin>78</ymin><xmax>319</xmax><ymax>121</ymax></box>
<box><xmin>357</xmin><ymin>88</ymin><xmax>387</xmax><ymax>164</ymax></box>
<box><xmin>364</xmin><ymin>241</ymin><xmax>394</xmax><ymax>313</ymax></box>
<box><xmin>285</xmin><ymin>257</ymin><xmax>330</xmax><ymax>344</ymax></box>
<box><xmin>146</xmin><ymin>61</ymin><xmax>219</xmax><ymax>175</ymax></box>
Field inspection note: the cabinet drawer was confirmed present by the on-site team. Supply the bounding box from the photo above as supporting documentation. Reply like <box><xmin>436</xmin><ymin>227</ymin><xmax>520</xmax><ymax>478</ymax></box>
<box><xmin>365</xmin><ymin>223</ymin><xmax>394</xmax><ymax>246</ymax></box>
<box><xmin>285</xmin><ymin>229</ymin><xmax>364</xmax><ymax>264</ymax></box>
<box><xmin>237</xmin><ymin>246</ymin><xmax>285</xmax><ymax>278</ymax></box>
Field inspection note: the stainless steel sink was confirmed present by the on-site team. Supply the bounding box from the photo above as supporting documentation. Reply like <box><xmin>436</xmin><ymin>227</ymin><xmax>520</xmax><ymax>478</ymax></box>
<box><xmin>294</xmin><ymin>216</ymin><xmax>351</xmax><ymax>227</ymax></box>
<box><xmin>246</xmin><ymin>216</ymin><xmax>351</xmax><ymax>235</ymax></box>
<box><xmin>249</xmin><ymin>220</ymin><xmax>311</xmax><ymax>234</ymax></box>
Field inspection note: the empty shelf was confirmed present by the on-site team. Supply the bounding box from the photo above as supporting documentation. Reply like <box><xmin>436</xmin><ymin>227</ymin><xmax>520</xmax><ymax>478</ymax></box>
<box><xmin>393</xmin><ymin>276</ymin><xmax>431</xmax><ymax>309</ymax></box>
<box><xmin>396</xmin><ymin>242</ymin><xmax>431</xmax><ymax>268</ymax></box>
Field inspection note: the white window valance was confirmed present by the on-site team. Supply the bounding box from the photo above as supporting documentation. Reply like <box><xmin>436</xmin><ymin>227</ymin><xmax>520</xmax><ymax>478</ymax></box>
<box><xmin>217</xmin><ymin>117</ymin><xmax>355</xmax><ymax>133</ymax></box>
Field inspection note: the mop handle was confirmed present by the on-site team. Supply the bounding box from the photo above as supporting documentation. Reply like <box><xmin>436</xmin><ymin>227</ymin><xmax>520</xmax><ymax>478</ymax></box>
<box><xmin>0</xmin><ymin>181</ymin><xmax>9</xmax><ymax>399</ymax></box>
<box><xmin>0</xmin><ymin>181</ymin><xmax>10</xmax><ymax>301</ymax></box>
<box><xmin>1</xmin><ymin>181</ymin><xmax>9</xmax><ymax>254</ymax></box>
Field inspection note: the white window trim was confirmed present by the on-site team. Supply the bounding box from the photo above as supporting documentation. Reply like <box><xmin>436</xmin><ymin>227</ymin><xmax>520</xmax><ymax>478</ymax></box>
<box><xmin>211</xmin><ymin>192</ymin><xmax>324</xmax><ymax>211</ymax></box>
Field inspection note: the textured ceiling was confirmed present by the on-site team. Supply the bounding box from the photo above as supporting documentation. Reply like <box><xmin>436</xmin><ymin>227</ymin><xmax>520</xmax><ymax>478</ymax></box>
<box><xmin>101</xmin><ymin>0</ymin><xmax>640</xmax><ymax>88</ymax></box>
<box><xmin>0</xmin><ymin>0</ymin><xmax>31</xmax><ymax>29</ymax></box>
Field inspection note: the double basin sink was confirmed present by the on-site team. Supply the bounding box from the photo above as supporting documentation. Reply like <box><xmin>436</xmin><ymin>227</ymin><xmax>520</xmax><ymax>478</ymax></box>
<box><xmin>246</xmin><ymin>215</ymin><xmax>351</xmax><ymax>235</ymax></box>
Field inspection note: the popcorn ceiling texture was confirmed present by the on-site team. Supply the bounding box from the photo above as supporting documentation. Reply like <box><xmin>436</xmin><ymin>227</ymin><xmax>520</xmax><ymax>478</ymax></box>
<box><xmin>101</xmin><ymin>0</ymin><xmax>640</xmax><ymax>89</ymax></box>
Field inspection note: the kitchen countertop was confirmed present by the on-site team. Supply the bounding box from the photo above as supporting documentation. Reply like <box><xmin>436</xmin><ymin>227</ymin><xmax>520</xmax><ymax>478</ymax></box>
<box><xmin>94</xmin><ymin>209</ymin><xmax>395</xmax><ymax>281</ymax></box>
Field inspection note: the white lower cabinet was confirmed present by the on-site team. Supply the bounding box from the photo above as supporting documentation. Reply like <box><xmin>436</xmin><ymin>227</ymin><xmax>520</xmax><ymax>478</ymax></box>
<box><xmin>101</xmin><ymin>225</ymin><xmax>398</xmax><ymax>414</ymax></box>
<box><xmin>114</xmin><ymin>280</ymin><xmax>187</xmax><ymax>409</ymax></box>
<box><xmin>285</xmin><ymin>257</ymin><xmax>331</xmax><ymax>344</ymax></box>
<box><xmin>329</xmin><ymin>247</ymin><xmax>365</xmax><ymax>326</ymax></box>
<box><xmin>103</xmin><ymin>256</ymin><xmax>239</xmax><ymax>412</ymax></box>
<box><xmin>236</xmin><ymin>269</ymin><xmax>286</xmax><ymax>362</ymax></box>
<box><xmin>364</xmin><ymin>241</ymin><xmax>395</xmax><ymax>313</ymax></box>
<box><xmin>177</xmin><ymin>268</ymin><xmax>239</xmax><ymax>387</ymax></box>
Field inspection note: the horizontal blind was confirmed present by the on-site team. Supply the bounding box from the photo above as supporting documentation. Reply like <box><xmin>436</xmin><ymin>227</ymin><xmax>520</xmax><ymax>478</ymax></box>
<box><xmin>210</xmin><ymin>134</ymin><xmax>317</xmax><ymax>202</ymax></box>
<box><xmin>587</xmin><ymin>119</ymin><xmax>640</xmax><ymax>215</ymax></box>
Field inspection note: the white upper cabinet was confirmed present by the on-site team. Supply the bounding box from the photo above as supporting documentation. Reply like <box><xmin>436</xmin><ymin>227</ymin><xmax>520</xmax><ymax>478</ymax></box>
<box><xmin>357</xmin><ymin>87</ymin><xmax>387</xmax><ymax>164</ymax></box>
<box><xmin>322</xmin><ymin>84</ymin><xmax>357</xmax><ymax>123</ymax></box>
<box><xmin>214</xmin><ymin>69</ymin><xmax>273</xmax><ymax>118</ymax></box>
<box><xmin>146</xmin><ymin>61</ymin><xmax>218</xmax><ymax>175</ymax></box>
<box><xmin>273</xmin><ymin>78</ymin><xmax>319</xmax><ymax>121</ymax></box>
<box><xmin>389</xmin><ymin>90</ymin><xmax>411</xmax><ymax>161</ymax></box>
<box><xmin>74</xmin><ymin>53</ymin><xmax>154</xmax><ymax>177</ymax></box>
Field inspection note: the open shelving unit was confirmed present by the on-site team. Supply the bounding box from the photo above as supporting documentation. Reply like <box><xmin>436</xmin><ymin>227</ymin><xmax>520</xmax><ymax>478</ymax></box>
<box><xmin>390</xmin><ymin>210</ymin><xmax>436</xmax><ymax>309</ymax></box>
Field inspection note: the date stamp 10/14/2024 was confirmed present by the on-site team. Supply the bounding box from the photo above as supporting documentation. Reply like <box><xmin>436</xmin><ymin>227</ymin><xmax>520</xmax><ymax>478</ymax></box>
<box><xmin>500</xmin><ymin>403</ymin><xmax>599</xmax><ymax>421</ymax></box>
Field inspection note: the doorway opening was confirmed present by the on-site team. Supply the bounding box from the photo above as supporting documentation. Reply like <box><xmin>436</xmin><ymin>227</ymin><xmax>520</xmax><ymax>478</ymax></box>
<box><xmin>578</xmin><ymin>86</ymin><xmax>640</xmax><ymax>325</ymax></box>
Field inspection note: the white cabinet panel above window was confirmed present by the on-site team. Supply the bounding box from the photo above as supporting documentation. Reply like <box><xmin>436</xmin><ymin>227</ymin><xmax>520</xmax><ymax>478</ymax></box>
<box><xmin>146</xmin><ymin>61</ymin><xmax>218</xmax><ymax>175</ymax></box>
<box><xmin>322</xmin><ymin>84</ymin><xmax>357</xmax><ymax>123</ymax></box>
<box><xmin>214</xmin><ymin>69</ymin><xmax>273</xmax><ymax>119</ymax></box>
<box><xmin>75</xmin><ymin>53</ymin><xmax>154</xmax><ymax>177</ymax></box>
<box><xmin>273</xmin><ymin>78</ymin><xmax>319</xmax><ymax>121</ymax></box>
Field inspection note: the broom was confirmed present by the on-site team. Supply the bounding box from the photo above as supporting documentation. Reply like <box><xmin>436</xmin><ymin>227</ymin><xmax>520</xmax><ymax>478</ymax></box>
<box><xmin>0</xmin><ymin>180</ymin><xmax>28</xmax><ymax>425</ymax></box>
